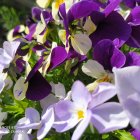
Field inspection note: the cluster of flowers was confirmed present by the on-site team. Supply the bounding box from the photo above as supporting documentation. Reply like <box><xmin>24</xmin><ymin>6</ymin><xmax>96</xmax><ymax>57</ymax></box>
<box><xmin>1</xmin><ymin>0</ymin><xmax>140</xmax><ymax>139</ymax></box>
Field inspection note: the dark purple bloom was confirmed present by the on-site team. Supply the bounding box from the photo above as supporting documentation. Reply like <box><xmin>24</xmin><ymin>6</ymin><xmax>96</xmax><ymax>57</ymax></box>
<box><xmin>93</xmin><ymin>39</ymin><xmax>126</xmax><ymax>71</ymax></box>
<box><xmin>123</xmin><ymin>0</ymin><xmax>140</xmax><ymax>8</ymax></box>
<box><xmin>126</xmin><ymin>7</ymin><xmax>140</xmax><ymax>48</ymax></box>
<box><xmin>26</xmin><ymin>56</ymin><xmax>44</xmax><ymax>83</ymax></box>
<box><xmin>125</xmin><ymin>52</ymin><xmax>140</xmax><ymax>66</ymax></box>
<box><xmin>26</xmin><ymin>71</ymin><xmax>51</xmax><ymax>101</ymax></box>
<box><xmin>90</xmin><ymin>11</ymin><xmax>131</xmax><ymax>47</ymax></box>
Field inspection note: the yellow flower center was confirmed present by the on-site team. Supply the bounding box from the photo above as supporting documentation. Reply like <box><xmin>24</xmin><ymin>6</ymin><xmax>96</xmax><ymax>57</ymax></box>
<box><xmin>77</xmin><ymin>110</ymin><xmax>84</xmax><ymax>119</ymax></box>
<box><xmin>55</xmin><ymin>0</ymin><xmax>64</xmax><ymax>9</ymax></box>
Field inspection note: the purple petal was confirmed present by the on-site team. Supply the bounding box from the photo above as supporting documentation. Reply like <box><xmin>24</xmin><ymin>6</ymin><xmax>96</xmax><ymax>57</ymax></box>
<box><xmin>25</xmin><ymin>24</ymin><xmax>37</xmax><ymax>41</ymax></box>
<box><xmin>54</xmin><ymin>100</ymin><xmax>74</xmax><ymax>121</ymax></box>
<box><xmin>103</xmin><ymin>0</ymin><xmax>121</xmax><ymax>17</ymax></box>
<box><xmin>93</xmin><ymin>39</ymin><xmax>126</xmax><ymax>71</ymax></box>
<box><xmin>67</xmin><ymin>1</ymin><xmax>99</xmax><ymax>23</ymax></box>
<box><xmin>53</xmin><ymin>117</ymin><xmax>79</xmax><ymax>133</ymax></box>
<box><xmin>127</xmin><ymin>6</ymin><xmax>140</xmax><ymax>26</ymax></box>
<box><xmin>26</xmin><ymin>71</ymin><xmax>51</xmax><ymax>101</ymax></box>
<box><xmin>48</xmin><ymin>46</ymin><xmax>67</xmax><ymax>71</ymax></box>
<box><xmin>59</xmin><ymin>3</ymin><xmax>69</xmax><ymax>38</ymax></box>
<box><xmin>130</xmin><ymin>129</ymin><xmax>140</xmax><ymax>140</ymax></box>
<box><xmin>71</xmin><ymin>81</ymin><xmax>91</xmax><ymax>108</ymax></box>
<box><xmin>125</xmin><ymin>52</ymin><xmax>140</xmax><ymax>66</ymax></box>
<box><xmin>89</xmin><ymin>82</ymin><xmax>116</xmax><ymax>108</ymax></box>
<box><xmin>37</xmin><ymin>108</ymin><xmax>54</xmax><ymax>140</ymax></box>
<box><xmin>123</xmin><ymin>0</ymin><xmax>136</xmax><ymax>8</ymax></box>
<box><xmin>91</xmin><ymin>102</ymin><xmax>129</xmax><ymax>133</ymax></box>
<box><xmin>25</xmin><ymin>107</ymin><xmax>40</xmax><ymax>123</ymax></box>
<box><xmin>32</xmin><ymin>7</ymin><xmax>41</xmax><ymax>20</ymax></box>
<box><xmin>26</xmin><ymin>56</ymin><xmax>44</xmax><ymax>82</ymax></box>
<box><xmin>126</xmin><ymin>26</ymin><xmax>140</xmax><ymax>48</ymax></box>
<box><xmin>16</xmin><ymin>58</ymin><xmax>26</xmax><ymax>73</ymax></box>
<box><xmin>90</xmin><ymin>11</ymin><xmax>132</xmax><ymax>46</ymax></box>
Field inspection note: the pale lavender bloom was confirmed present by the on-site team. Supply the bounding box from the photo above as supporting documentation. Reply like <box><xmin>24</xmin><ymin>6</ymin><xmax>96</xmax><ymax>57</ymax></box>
<box><xmin>0</xmin><ymin>41</ymin><xmax>20</xmax><ymax>70</ymax></box>
<box><xmin>113</xmin><ymin>66</ymin><xmax>140</xmax><ymax>131</ymax></box>
<box><xmin>54</xmin><ymin>81</ymin><xmax>129</xmax><ymax>140</ymax></box>
<box><xmin>17</xmin><ymin>107</ymin><xmax>54</xmax><ymax>140</ymax></box>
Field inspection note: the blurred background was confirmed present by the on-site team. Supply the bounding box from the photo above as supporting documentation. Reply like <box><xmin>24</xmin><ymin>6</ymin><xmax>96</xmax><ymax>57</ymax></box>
<box><xmin>0</xmin><ymin>0</ymin><xmax>35</xmax><ymax>44</ymax></box>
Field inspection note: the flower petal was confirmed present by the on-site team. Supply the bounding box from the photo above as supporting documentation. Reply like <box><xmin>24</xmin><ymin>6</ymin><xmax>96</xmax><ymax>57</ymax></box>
<box><xmin>26</xmin><ymin>71</ymin><xmax>51</xmax><ymax>101</ymax></box>
<box><xmin>72</xmin><ymin>110</ymin><xmax>91</xmax><ymax>140</ymax></box>
<box><xmin>91</xmin><ymin>102</ymin><xmax>129</xmax><ymax>133</ymax></box>
<box><xmin>89</xmin><ymin>82</ymin><xmax>116</xmax><ymax>108</ymax></box>
<box><xmin>37</xmin><ymin>108</ymin><xmax>54</xmax><ymax>140</ymax></box>
<box><xmin>82</xmin><ymin>60</ymin><xmax>106</xmax><ymax>79</ymax></box>
<box><xmin>71</xmin><ymin>81</ymin><xmax>91</xmax><ymax>108</ymax></box>
<box><xmin>113</xmin><ymin>66</ymin><xmax>140</xmax><ymax>130</ymax></box>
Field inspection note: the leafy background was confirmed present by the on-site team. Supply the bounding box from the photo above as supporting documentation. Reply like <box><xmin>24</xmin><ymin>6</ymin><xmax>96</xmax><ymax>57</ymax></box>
<box><xmin>0</xmin><ymin>0</ymin><xmax>35</xmax><ymax>44</ymax></box>
<box><xmin>0</xmin><ymin>1</ymin><xmax>137</xmax><ymax>140</ymax></box>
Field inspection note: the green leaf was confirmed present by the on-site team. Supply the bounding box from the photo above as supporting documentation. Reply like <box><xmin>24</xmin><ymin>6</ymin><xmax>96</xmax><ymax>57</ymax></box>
<box><xmin>114</xmin><ymin>130</ymin><xmax>135</xmax><ymax>140</ymax></box>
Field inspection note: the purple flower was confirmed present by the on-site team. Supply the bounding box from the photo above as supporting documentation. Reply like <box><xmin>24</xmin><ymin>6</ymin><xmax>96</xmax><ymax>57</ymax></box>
<box><xmin>54</xmin><ymin>81</ymin><xmax>129</xmax><ymax>140</ymax></box>
<box><xmin>17</xmin><ymin>107</ymin><xmax>54</xmax><ymax>140</ymax></box>
<box><xmin>93</xmin><ymin>39</ymin><xmax>126</xmax><ymax>71</ymax></box>
<box><xmin>0</xmin><ymin>41</ymin><xmax>20</xmax><ymax>70</ymax></box>
<box><xmin>90</xmin><ymin>11</ymin><xmax>131</xmax><ymax>47</ymax></box>
<box><xmin>125</xmin><ymin>52</ymin><xmax>140</xmax><ymax>66</ymax></box>
<box><xmin>123</xmin><ymin>0</ymin><xmax>140</xmax><ymax>8</ymax></box>
<box><xmin>126</xmin><ymin>6</ymin><xmax>140</xmax><ymax>48</ymax></box>
<box><xmin>26</xmin><ymin>71</ymin><xmax>52</xmax><ymax>101</ymax></box>
<box><xmin>113</xmin><ymin>66</ymin><xmax>140</xmax><ymax>131</ymax></box>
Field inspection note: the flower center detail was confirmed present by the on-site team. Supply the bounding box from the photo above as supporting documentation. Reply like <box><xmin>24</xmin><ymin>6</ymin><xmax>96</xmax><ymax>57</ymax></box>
<box><xmin>55</xmin><ymin>0</ymin><xmax>64</xmax><ymax>9</ymax></box>
<box><xmin>77</xmin><ymin>110</ymin><xmax>84</xmax><ymax>119</ymax></box>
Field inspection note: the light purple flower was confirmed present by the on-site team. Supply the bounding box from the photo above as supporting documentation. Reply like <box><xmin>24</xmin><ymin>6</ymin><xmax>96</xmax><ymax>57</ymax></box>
<box><xmin>17</xmin><ymin>107</ymin><xmax>54</xmax><ymax>140</ymax></box>
<box><xmin>113</xmin><ymin>66</ymin><xmax>140</xmax><ymax>131</ymax></box>
<box><xmin>0</xmin><ymin>41</ymin><xmax>20</xmax><ymax>70</ymax></box>
<box><xmin>54</xmin><ymin>81</ymin><xmax>129</xmax><ymax>140</ymax></box>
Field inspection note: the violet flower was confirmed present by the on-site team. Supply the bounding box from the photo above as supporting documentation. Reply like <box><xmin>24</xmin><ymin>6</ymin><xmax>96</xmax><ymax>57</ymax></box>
<box><xmin>93</xmin><ymin>39</ymin><xmax>126</xmax><ymax>72</ymax></box>
<box><xmin>54</xmin><ymin>81</ymin><xmax>129</xmax><ymax>140</ymax></box>
<box><xmin>126</xmin><ymin>6</ymin><xmax>140</xmax><ymax>48</ymax></box>
<box><xmin>0</xmin><ymin>41</ymin><xmax>20</xmax><ymax>70</ymax></box>
<box><xmin>17</xmin><ymin>107</ymin><xmax>54</xmax><ymax>140</ymax></box>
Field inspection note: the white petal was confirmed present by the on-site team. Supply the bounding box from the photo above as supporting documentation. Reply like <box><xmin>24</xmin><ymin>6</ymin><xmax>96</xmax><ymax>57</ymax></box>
<box><xmin>113</xmin><ymin>66</ymin><xmax>140</xmax><ymax>130</ymax></box>
<box><xmin>13</xmin><ymin>77</ymin><xmax>28</xmax><ymax>100</ymax></box>
<box><xmin>71</xmin><ymin>33</ymin><xmax>92</xmax><ymax>55</ymax></box>
<box><xmin>82</xmin><ymin>60</ymin><xmax>106</xmax><ymax>79</ymax></box>
<box><xmin>14</xmin><ymin>131</ymin><xmax>30</xmax><ymax>140</ymax></box>
<box><xmin>83</xmin><ymin>17</ymin><xmax>97</xmax><ymax>35</ymax></box>
<box><xmin>51</xmin><ymin>82</ymin><xmax>66</xmax><ymax>99</ymax></box>
<box><xmin>36</xmin><ymin>0</ymin><xmax>51</xmax><ymax>8</ymax></box>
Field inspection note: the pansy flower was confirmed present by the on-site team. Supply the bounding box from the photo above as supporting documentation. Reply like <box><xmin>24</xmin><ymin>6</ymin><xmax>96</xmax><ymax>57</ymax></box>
<box><xmin>17</xmin><ymin>107</ymin><xmax>54</xmax><ymax>140</ymax></box>
<box><xmin>54</xmin><ymin>81</ymin><xmax>129</xmax><ymax>140</ymax></box>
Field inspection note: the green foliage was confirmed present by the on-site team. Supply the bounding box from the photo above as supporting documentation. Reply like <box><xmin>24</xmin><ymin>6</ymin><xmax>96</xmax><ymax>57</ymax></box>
<box><xmin>113</xmin><ymin>130</ymin><xmax>135</xmax><ymax>140</ymax></box>
<box><xmin>0</xmin><ymin>6</ymin><xmax>20</xmax><ymax>30</ymax></box>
